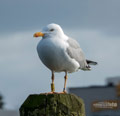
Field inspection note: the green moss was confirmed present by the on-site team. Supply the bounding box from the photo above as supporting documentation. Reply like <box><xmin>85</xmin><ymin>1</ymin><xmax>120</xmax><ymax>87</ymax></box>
<box><xmin>20</xmin><ymin>93</ymin><xmax>85</xmax><ymax>116</ymax></box>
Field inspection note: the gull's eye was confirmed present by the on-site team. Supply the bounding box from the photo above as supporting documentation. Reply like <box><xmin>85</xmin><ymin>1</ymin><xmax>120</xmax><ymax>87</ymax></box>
<box><xmin>50</xmin><ymin>29</ymin><xmax>54</xmax><ymax>32</ymax></box>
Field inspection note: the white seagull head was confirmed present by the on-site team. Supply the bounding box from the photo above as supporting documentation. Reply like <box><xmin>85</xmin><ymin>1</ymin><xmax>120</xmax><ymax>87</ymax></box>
<box><xmin>34</xmin><ymin>23</ymin><xmax>65</xmax><ymax>39</ymax></box>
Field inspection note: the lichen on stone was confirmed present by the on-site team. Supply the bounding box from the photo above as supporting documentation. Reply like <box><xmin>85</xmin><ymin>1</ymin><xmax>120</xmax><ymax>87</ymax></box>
<box><xmin>19</xmin><ymin>93</ymin><xmax>85</xmax><ymax>116</ymax></box>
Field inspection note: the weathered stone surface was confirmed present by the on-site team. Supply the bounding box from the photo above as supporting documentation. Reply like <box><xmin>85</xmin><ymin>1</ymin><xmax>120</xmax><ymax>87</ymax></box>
<box><xmin>19</xmin><ymin>93</ymin><xmax>85</xmax><ymax>116</ymax></box>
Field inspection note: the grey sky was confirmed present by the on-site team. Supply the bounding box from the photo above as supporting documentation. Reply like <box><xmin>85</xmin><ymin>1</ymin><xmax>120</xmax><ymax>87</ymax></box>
<box><xmin>1</xmin><ymin>0</ymin><xmax>120</xmax><ymax>34</ymax></box>
<box><xmin>0</xmin><ymin>0</ymin><xmax>120</xmax><ymax>110</ymax></box>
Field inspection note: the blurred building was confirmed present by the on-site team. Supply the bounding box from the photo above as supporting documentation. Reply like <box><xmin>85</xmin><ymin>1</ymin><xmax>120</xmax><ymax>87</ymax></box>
<box><xmin>0</xmin><ymin>110</ymin><xmax>19</xmax><ymax>116</ymax></box>
<box><xmin>69</xmin><ymin>77</ymin><xmax>120</xmax><ymax>116</ymax></box>
<box><xmin>106</xmin><ymin>76</ymin><xmax>120</xmax><ymax>86</ymax></box>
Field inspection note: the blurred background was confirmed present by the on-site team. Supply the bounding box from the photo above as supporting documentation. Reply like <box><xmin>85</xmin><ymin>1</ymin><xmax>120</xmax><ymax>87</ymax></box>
<box><xmin>0</xmin><ymin>0</ymin><xmax>120</xmax><ymax>115</ymax></box>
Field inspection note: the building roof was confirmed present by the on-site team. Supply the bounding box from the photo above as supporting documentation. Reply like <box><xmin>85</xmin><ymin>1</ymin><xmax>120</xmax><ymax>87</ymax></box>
<box><xmin>0</xmin><ymin>110</ymin><xmax>19</xmax><ymax>116</ymax></box>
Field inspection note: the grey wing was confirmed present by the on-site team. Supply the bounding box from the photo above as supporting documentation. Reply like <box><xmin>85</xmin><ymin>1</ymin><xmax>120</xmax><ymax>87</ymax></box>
<box><xmin>67</xmin><ymin>38</ymin><xmax>90</xmax><ymax>70</ymax></box>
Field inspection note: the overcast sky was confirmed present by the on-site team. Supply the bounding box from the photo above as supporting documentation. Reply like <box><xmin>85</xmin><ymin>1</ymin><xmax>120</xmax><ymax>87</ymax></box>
<box><xmin>0</xmin><ymin>0</ymin><xmax>120</xmax><ymax>110</ymax></box>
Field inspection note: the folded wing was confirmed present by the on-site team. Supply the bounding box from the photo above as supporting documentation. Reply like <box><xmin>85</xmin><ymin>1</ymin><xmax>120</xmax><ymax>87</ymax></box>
<box><xmin>67</xmin><ymin>38</ymin><xmax>90</xmax><ymax>70</ymax></box>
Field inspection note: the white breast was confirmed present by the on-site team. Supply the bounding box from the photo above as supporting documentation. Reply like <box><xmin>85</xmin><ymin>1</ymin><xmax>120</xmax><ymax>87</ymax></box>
<box><xmin>37</xmin><ymin>38</ymin><xmax>80</xmax><ymax>73</ymax></box>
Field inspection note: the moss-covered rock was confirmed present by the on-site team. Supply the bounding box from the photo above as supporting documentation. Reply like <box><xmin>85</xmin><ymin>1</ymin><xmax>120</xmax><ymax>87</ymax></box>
<box><xmin>19</xmin><ymin>93</ymin><xmax>85</xmax><ymax>116</ymax></box>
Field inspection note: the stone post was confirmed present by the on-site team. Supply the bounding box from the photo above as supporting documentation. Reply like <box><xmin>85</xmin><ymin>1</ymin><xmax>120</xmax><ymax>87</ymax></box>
<box><xmin>19</xmin><ymin>93</ymin><xmax>85</xmax><ymax>116</ymax></box>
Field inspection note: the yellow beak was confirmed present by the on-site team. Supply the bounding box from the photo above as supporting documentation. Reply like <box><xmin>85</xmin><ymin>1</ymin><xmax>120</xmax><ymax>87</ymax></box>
<box><xmin>33</xmin><ymin>32</ymin><xmax>44</xmax><ymax>37</ymax></box>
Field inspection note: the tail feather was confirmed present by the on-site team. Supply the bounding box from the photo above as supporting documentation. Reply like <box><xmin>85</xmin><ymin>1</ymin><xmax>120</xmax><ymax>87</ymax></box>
<box><xmin>86</xmin><ymin>60</ymin><xmax>98</xmax><ymax>65</ymax></box>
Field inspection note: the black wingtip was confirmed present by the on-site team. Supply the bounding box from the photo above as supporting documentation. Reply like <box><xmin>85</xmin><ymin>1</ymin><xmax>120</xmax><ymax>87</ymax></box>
<box><xmin>86</xmin><ymin>60</ymin><xmax>98</xmax><ymax>65</ymax></box>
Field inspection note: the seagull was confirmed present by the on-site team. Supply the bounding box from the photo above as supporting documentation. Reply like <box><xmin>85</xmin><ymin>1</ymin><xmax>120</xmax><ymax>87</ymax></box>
<box><xmin>34</xmin><ymin>23</ymin><xmax>97</xmax><ymax>93</ymax></box>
